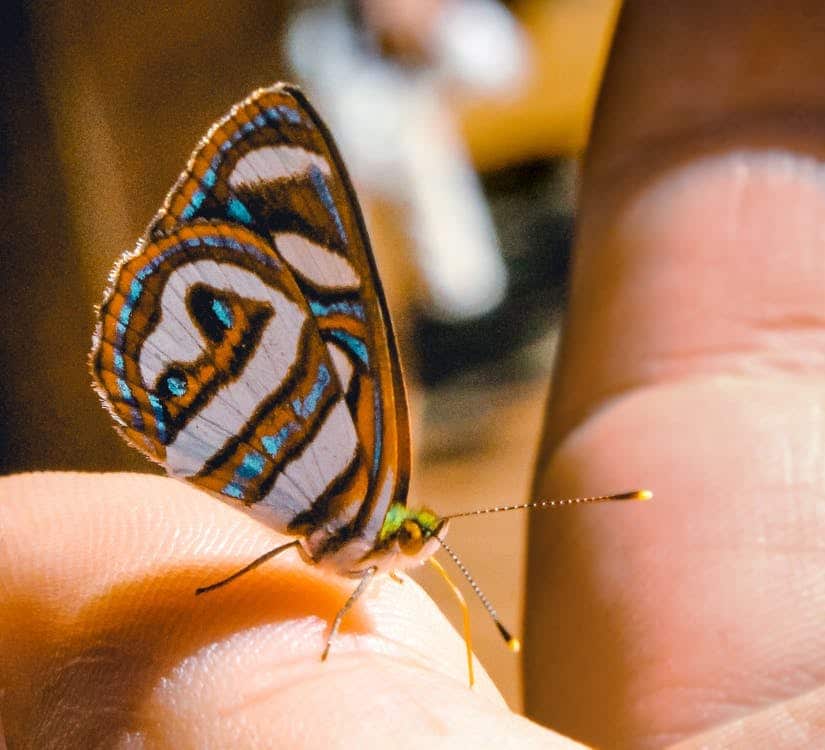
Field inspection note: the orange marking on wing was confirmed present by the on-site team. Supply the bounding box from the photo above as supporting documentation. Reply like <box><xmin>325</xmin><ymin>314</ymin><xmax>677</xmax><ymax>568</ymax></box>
<box><xmin>318</xmin><ymin>315</ymin><xmax>366</xmax><ymax>339</ymax></box>
<box><xmin>324</xmin><ymin>458</ymin><xmax>370</xmax><ymax>521</ymax></box>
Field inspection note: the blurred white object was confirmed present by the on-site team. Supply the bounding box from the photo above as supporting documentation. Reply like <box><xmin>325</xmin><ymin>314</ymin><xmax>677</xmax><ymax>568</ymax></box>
<box><xmin>402</xmin><ymin>85</ymin><xmax>506</xmax><ymax>320</ymax></box>
<box><xmin>432</xmin><ymin>0</ymin><xmax>529</xmax><ymax>92</ymax></box>
<box><xmin>287</xmin><ymin>1</ymin><xmax>529</xmax><ymax>322</ymax></box>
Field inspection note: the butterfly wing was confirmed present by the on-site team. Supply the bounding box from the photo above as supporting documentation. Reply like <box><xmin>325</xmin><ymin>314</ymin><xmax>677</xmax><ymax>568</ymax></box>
<box><xmin>91</xmin><ymin>84</ymin><xmax>411</xmax><ymax>566</ymax></box>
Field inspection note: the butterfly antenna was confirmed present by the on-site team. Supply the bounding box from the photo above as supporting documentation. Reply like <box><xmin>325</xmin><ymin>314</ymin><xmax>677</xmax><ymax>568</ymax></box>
<box><xmin>441</xmin><ymin>489</ymin><xmax>652</xmax><ymax>520</ymax></box>
<box><xmin>435</xmin><ymin>535</ymin><xmax>521</xmax><ymax>654</ymax></box>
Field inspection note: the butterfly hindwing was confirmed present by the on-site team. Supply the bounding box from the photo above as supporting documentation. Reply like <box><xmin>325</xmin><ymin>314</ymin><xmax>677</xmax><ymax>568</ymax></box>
<box><xmin>91</xmin><ymin>84</ymin><xmax>410</xmax><ymax>558</ymax></box>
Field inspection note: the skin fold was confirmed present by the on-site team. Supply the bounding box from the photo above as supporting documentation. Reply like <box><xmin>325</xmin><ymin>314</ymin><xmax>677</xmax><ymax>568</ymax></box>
<box><xmin>2</xmin><ymin>2</ymin><xmax>824</xmax><ymax>747</ymax></box>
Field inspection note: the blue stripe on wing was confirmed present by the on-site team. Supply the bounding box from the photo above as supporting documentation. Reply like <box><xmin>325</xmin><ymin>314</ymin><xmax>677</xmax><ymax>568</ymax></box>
<box><xmin>309</xmin><ymin>300</ymin><xmax>365</xmax><ymax>321</ymax></box>
<box><xmin>326</xmin><ymin>330</ymin><xmax>368</xmax><ymax>365</ymax></box>
<box><xmin>292</xmin><ymin>364</ymin><xmax>331</xmax><ymax>420</ymax></box>
<box><xmin>221</xmin><ymin>450</ymin><xmax>266</xmax><ymax>499</ymax></box>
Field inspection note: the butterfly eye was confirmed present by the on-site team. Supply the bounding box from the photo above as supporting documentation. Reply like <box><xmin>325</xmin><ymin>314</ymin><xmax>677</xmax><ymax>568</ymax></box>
<box><xmin>398</xmin><ymin>519</ymin><xmax>424</xmax><ymax>554</ymax></box>
<box><xmin>160</xmin><ymin>368</ymin><xmax>188</xmax><ymax>399</ymax></box>
<box><xmin>189</xmin><ymin>286</ymin><xmax>234</xmax><ymax>343</ymax></box>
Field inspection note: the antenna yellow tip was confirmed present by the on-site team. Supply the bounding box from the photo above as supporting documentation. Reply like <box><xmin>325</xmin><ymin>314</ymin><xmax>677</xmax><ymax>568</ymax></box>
<box><xmin>610</xmin><ymin>489</ymin><xmax>653</xmax><ymax>501</ymax></box>
<box><xmin>507</xmin><ymin>637</ymin><xmax>522</xmax><ymax>654</ymax></box>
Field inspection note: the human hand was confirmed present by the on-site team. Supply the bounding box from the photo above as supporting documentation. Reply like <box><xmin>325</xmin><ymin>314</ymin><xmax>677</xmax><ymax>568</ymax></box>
<box><xmin>2</xmin><ymin>2</ymin><xmax>824</xmax><ymax>748</ymax></box>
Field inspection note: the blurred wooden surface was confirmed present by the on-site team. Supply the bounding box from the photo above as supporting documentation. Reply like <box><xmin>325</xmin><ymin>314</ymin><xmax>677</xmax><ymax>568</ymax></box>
<box><xmin>460</xmin><ymin>0</ymin><xmax>620</xmax><ymax>169</ymax></box>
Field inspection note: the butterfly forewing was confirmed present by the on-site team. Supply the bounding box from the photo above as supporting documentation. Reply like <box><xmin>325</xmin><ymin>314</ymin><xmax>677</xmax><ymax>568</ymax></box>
<box><xmin>91</xmin><ymin>84</ymin><xmax>411</xmax><ymax>562</ymax></box>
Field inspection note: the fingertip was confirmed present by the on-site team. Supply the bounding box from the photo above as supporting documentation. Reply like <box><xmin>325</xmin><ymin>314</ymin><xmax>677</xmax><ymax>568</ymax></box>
<box><xmin>143</xmin><ymin>628</ymin><xmax>572</xmax><ymax>749</ymax></box>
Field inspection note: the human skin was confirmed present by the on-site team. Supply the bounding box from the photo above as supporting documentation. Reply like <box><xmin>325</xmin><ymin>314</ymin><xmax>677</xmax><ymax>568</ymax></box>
<box><xmin>525</xmin><ymin>1</ymin><xmax>825</xmax><ymax>747</ymax></box>
<box><xmin>2</xmin><ymin>1</ymin><xmax>825</xmax><ymax>747</ymax></box>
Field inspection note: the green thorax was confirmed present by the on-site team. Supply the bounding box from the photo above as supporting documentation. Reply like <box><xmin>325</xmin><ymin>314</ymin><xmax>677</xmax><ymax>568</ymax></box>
<box><xmin>379</xmin><ymin>502</ymin><xmax>442</xmax><ymax>543</ymax></box>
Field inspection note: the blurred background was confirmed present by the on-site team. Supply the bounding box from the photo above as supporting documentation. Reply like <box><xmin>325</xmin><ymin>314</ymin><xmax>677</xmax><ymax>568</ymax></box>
<box><xmin>0</xmin><ymin>0</ymin><xmax>618</xmax><ymax>708</ymax></box>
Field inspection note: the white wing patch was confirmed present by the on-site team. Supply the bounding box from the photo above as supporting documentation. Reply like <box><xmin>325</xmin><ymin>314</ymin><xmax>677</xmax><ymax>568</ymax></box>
<box><xmin>326</xmin><ymin>342</ymin><xmax>354</xmax><ymax>392</ymax></box>
<box><xmin>273</xmin><ymin>232</ymin><xmax>359</xmax><ymax>290</ymax></box>
<box><xmin>228</xmin><ymin>145</ymin><xmax>331</xmax><ymax>189</ymax></box>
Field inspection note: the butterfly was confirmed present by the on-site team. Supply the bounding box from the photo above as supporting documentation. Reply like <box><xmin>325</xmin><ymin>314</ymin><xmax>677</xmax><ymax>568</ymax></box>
<box><xmin>90</xmin><ymin>83</ymin><xmax>650</xmax><ymax>686</ymax></box>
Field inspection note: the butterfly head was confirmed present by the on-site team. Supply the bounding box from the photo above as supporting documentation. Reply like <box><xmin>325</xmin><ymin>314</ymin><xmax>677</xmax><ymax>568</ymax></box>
<box><xmin>375</xmin><ymin>503</ymin><xmax>448</xmax><ymax>567</ymax></box>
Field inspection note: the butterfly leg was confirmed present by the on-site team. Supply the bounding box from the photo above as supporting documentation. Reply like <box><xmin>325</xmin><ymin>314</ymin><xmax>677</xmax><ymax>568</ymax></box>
<box><xmin>195</xmin><ymin>539</ymin><xmax>301</xmax><ymax>595</ymax></box>
<box><xmin>428</xmin><ymin>556</ymin><xmax>475</xmax><ymax>687</ymax></box>
<box><xmin>321</xmin><ymin>565</ymin><xmax>378</xmax><ymax>661</ymax></box>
